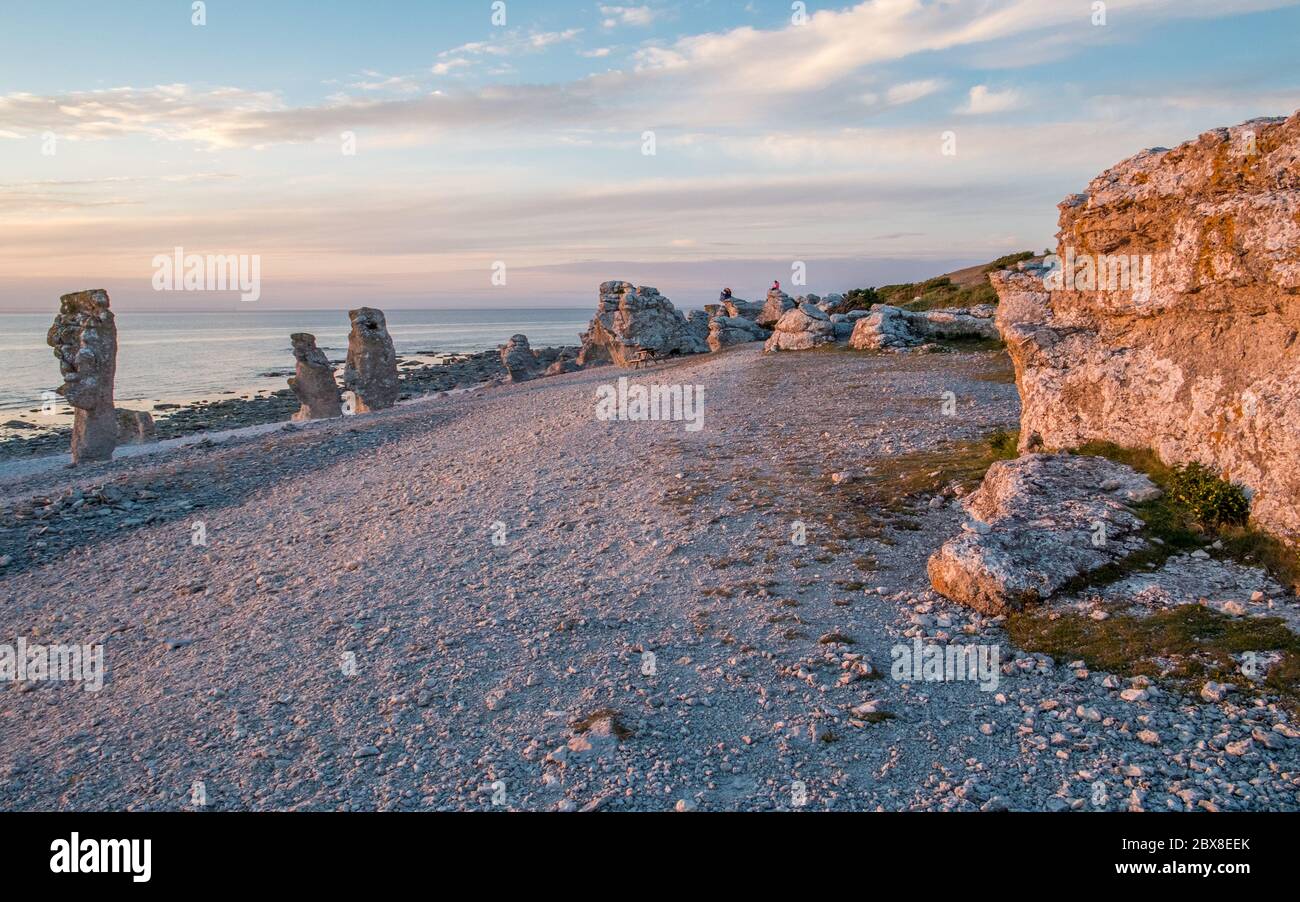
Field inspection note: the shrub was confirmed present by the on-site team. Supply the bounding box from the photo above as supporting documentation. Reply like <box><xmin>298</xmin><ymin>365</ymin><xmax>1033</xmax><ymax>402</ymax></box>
<box><xmin>1168</xmin><ymin>461</ymin><xmax>1250</xmax><ymax>529</ymax></box>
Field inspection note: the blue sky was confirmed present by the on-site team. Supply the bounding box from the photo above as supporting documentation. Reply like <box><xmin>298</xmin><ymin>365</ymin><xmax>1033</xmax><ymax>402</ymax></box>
<box><xmin>2</xmin><ymin>0</ymin><xmax>1299</xmax><ymax>311</ymax></box>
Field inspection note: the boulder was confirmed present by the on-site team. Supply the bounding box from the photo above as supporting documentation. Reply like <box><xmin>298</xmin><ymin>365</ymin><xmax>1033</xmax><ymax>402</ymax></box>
<box><xmin>927</xmin><ymin>454</ymin><xmax>1159</xmax><ymax>615</ymax></box>
<box><xmin>756</xmin><ymin>288</ymin><xmax>796</xmax><ymax>327</ymax></box>
<box><xmin>849</xmin><ymin>304</ymin><xmax>999</xmax><ymax>351</ymax></box>
<box><xmin>991</xmin><ymin>112</ymin><xmax>1300</xmax><ymax>545</ymax></box>
<box><xmin>848</xmin><ymin>305</ymin><xmax>914</xmax><ymax>350</ymax></box>
<box><xmin>723</xmin><ymin>297</ymin><xmax>763</xmax><ymax>321</ymax></box>
<box><xmin>46</xmin><ymin>289</ymin><xmax>117</xmax><ymax>463</ymax></box>
<box><xmin>577</xmin><ymin>281</ymin><xmax>708</xmax><ymax>368</ymax></box>
<box><xmin>546</xmin><ymin>356</ymin><xmax>579</xmax><ymax>376</ymax></box>
<box><xmin>707</xmin><ymin>315</ymin><xmax>771</xmax><ymax>352</ymax></box>
<box><xmin>343</xmin><ymin>307</ymin><xmax>399</xmax><ymax>413</ymax></box>
<box><xmin>287</xmin><ymin>332</ymin><xmax>342</xmax><ymax>420</ymax></box>
<box><xmin>115</xmin><ymin>409</ymin><xmax>156</xmax><ymax>445</ymax></box>
<box><xmin>499</xmin><ymin>333</ymin><xmax>542</xmax><ymax>382</ymax></box>
<box><xmin>763</xmin><ymin>303</ymin><xmax>835</xmax><ymax>352</ymax></box>
<box><xmin>686</xmin><ymin>309</ymin><xmax>712</xmax><ymax>341</ymax></box>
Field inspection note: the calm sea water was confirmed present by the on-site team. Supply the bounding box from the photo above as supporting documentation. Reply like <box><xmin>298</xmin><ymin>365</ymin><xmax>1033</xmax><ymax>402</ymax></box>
<box><xmin>0</xmin><ymin>308</ymin><xmax>589</xmax><ymax>414</ymax></box>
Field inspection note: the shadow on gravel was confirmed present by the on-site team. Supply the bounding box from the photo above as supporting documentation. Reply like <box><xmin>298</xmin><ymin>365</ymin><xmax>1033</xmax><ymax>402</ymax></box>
<box><xmin>0</xmin><ymin>399</ymin><xmax>485</xmax><ymax>579</ymax></box>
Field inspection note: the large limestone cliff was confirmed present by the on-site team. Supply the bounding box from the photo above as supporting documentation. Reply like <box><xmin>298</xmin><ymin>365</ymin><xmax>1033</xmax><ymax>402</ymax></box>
<box><xmin>992</xmin><ymin>112</ymin><xmax>1300</xmax><ymax>545</ymax></box>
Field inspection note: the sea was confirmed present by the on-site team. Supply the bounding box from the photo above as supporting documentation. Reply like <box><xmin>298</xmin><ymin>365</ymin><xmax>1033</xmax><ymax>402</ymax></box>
<box><xmin>0</xmin><ymin>308</ymin><xmax>590</xmax><ymax>417</ymax></box>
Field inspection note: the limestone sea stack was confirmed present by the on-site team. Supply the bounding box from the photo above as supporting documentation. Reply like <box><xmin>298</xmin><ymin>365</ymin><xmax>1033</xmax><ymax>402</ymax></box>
<box><xmin>577</xmin><ymin>281</ymin><xmax>708</xmax><ymax>367</ymax></box>
<box><xmin>46</xmin><ymin>289</ymin><xmax>118</xmax><ymax>464</ymax></box>
<box><xmin>343</xmin><ymin>307</ymin><xmax>399</xmax><ymax>413</ymax></box>
<box><xmin>991</xmin><ymin>111</ymin><xmax>1300</xmax><ymax>545</ymax></box>
<box><xmin>499</xmin><ymin>334</ymin><xmax>542</xmax><ymax>382</ymax></box>
<box><xmin>288</xmin><ymin>332</ymin><xmax>343</xmax><ymax>420</ymax></box>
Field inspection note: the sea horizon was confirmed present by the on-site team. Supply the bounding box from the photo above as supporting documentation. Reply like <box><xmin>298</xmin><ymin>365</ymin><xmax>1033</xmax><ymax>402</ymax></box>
<box><xmin>0</xmin><ymin>307</ymin><xmax>592</xmax><ymax>415</ymax></box>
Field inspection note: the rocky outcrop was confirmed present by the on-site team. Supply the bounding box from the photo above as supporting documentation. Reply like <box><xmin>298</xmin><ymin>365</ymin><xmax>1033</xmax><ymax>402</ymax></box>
<box><xmin>343</xmin><ymin>308</ymin><xmax>399</xmax><ymax>413</ymax></box>
<box><xmin>115</xmin><ymin>409</ymin><xmax>156</xmax><ymax>445</ymax></box>
<box><xmin>928</xmin><ymin>454</ymin><xmax>1160</xmax><ymax>615</ymax></box>
<box><xmin>723</xmin><ymin>297</ymin><xmax>763</xmax><ymax>321</ymax></box>
<box><xmin>991</xmin><ymin>112</ymin><xmax>1300</xmax><ymax>545</ymax></box>
<box><xmin>546</xmin><ymin>355</ymin><xmax>579</xmax><ymax>376</ymax></box>
<box><xmin>577</xmin><ymin>281</ymin><xmax>708</xmax><ymax>367</ymax></box>
<box><xmin>707</xmin><ymin>315</ymin><xmax>771</xmax><ymax>352</ymax></box>
<box><xmin>46</xmin><ymin>289</ymin><xmax>118</xmax><ymax>463</ymax></box>
<box><xmin>499</xmin><ymin>333</ymin><xmax>542</xmax><ymax>383</ymax></box>
<box><xmin>288</xmin><ymin>332</ymin><xmax>343</xmax><ymax>420</ymax></box>
<box><xmin>849</xmin><ymin>304</ymin><xmax>999</xmax><ymax>351</ymax></box>
<box><xmin>763</xmin><ymin>303</ymin><xmax>835</xmax><ymax>352</ymax></box>
<box><xmin>756</xmin><ymin>288</ymin><xmax>796</xmax><ymax>328</ymax></box>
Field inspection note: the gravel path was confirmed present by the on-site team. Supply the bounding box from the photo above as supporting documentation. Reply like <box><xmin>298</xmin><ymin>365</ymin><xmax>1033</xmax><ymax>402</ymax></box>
<box><xmin>2</xmin><ymin>345</ymin><xmax>1298</xmax><ymax>811</ymax></box>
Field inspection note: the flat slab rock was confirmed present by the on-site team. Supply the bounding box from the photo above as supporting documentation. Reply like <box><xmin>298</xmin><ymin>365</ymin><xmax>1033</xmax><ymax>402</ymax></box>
<box><xmin>928</xmin><ymin>453</ymin><xmax>1160</xmax><ymax>614</ymax></box>
<box><xmin>1075</xmin><ymin>552</ymin><xmax>1300</xmax><ymax>634</ymax></box>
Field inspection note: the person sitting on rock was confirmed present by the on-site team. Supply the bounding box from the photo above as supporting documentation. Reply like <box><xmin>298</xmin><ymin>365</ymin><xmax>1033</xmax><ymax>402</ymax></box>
<box><xmin>719</xmin><ymin>288</ymin><xmax>732</xmax><ymax>303</ymax></box>
<box><xmin>771</xmin><ymin>280</ymin><xmax>780</xmax><ymax>292</ymax></box>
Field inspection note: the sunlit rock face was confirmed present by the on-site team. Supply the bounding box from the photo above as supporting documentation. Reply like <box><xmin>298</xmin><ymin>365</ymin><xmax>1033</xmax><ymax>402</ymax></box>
<box><xmin>47</xmin><ymin>289</ymin><xmax>118</xmax><ymax>464</ymax></box>
<box><xmin>288</xmin><ymin>332</ymin><xmax>343</xmax><ymax>421</ymax></box>
<box><xmin>992</xmin><ymin>112</ymin><xmax>1300</xmax><ymax>545</ymax></box>
<box><xmin>343</xmin><ymin>307</ymin><xmax>399</xmax><ymax>413</ymax></box>
<box><xmin>577</xmin><ymin>282</ymin><xmax>708</xmax><ymax>368</ymax></box>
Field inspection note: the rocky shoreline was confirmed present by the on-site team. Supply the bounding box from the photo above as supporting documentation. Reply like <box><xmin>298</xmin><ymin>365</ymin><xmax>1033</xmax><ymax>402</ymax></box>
<box><xmin>0</xmin><ymin>346</ymin><xmax>576</xmax><ymax>464</ymax></box>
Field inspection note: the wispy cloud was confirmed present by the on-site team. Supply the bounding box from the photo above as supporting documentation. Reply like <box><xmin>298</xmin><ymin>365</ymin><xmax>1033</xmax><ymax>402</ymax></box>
<box><xmin>958</xmin><ymin>84</ymin><xmax>1023</xmax><ymax>115</ymax></box>
<box><xmin>600</xmin><ymin>5</ymin><xmax>660</xmax><ymax>29</ymax></box>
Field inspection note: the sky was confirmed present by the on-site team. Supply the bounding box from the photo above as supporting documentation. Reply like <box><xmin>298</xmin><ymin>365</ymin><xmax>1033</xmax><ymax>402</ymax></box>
<box><xmin>1</xmin><ymin>0</ymin><xmax>1298</xmax><ymax>312</ymax></box>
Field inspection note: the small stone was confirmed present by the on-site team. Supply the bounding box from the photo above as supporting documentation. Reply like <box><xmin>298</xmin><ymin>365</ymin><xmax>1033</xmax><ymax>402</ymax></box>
<box><xmin>1137</xmin><ymin>729</ymin><xmax>1160</xmax><ymax>746</ymax></box>
<box><xmin>352</xmin><ymin>745</ymin><xmax>380</xmax><ymax>759</ymax></box>
<box><xmin>1120</xmin><ymin>688</ymin><xmax>1149</xmax><ymax>703</ymax></box>
<box><xmin>674</xmin><ymin>799</ymin><xmax>696</xmax><ymax>812</ymax></box>
<box><xmin>1200</xmin><ymin>681</ymin><xmax>1232</xmax><ymax>703</ymax></box>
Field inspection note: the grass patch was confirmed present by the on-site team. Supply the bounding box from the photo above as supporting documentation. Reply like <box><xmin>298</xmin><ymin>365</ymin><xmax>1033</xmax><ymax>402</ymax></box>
<box><xmin>855</xmin><ymin>429</ymin><xmax>1018</xmax><ymax>507</ymax></box>
<box><xmin>1007</xmin><ymin>604</ymin><xmax>1300</xmax><ymax>708</ymax></box>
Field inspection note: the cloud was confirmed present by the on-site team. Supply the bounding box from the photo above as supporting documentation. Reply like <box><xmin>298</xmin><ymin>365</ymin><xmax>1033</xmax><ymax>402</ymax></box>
<box><xmin>430</xmin><ymin>59</ymin><xmax>473</xmax><ymax>76</ymax></box>
<box><xmin>2</xmin><ymin>2</ymin><xmax>1293</xmax><ymax>149</ymax></box>
<box><xmin>886</xmin><ymin>79</ymin><xmax>947</xmax><ymax>106</ymax></box>
<box><xmin>959</xmin><ymin>84</ymin><xmax>1023</xmax><ymax>115</ymax></box>
<box><xmin>600</xmin><ymin>6</ymin><xmax>660</xmax><ymax>28</ymax></box>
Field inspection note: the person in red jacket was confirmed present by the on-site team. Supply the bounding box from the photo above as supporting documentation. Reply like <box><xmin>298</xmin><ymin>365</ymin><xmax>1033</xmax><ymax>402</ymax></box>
<box><xmin>771</xmin><ymin>280</ymin><xmax>780</xmax><ymax>292</ymax></box>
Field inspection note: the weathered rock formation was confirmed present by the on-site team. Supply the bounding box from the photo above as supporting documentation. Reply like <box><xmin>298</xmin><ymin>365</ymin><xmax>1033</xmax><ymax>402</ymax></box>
<box><xmin>849</xmin><ymin>304</ymin><xmax>999</xmax><ymax>351</ymax></box>
<box><xmin>288</xmin><ymin>332</ymin><xmax>343</xmax><ymax>420</ymax></box>
<box><xmin>500</xmin><ymin>333</ymin><xmax>543</xmax><ymax>383</ymax></box>
<box><xmin>707</xmin><ymin>315</ymin><xmax>771</xmax><ymax>352</ymax></box>
<box><xmin>763</xmin><ymin>303</ymin><xmax>835</xmax><ymax>352</ymax></box>
<box><xmin>991</xmin><ymin>112</ymin><xmax>1300</xmax><ymax>545</ymax></box>
<box><xmin>115</xmin><ymin>409</ymin><xmax>156</xmax><ymax>445</ymax></box>
<box><xmin>546</xmin><ymin>355</ymin><xmax>579</xmax><ymax>376</ymax></box>
<box><xmin>46</xmin><ymin>289</ymin><xmax>118</xmax><ymax>463</ymax></box>
<box><xmin>577</xmin><ymin>282</ymin><xmax>708</xmax><ymax>367</ymax></box>
<box><xmin>343</xmin><ymin>308</ymin><xmax>399</xmax><ymax>413</ymax></box>
<box><xmin>928</xmin><ymin>454</ymin><xmax>1160</xmax><ymax>615</ymax></box>
<box><xmin>723</xmin><ymin>297</ymin><xmax>763</xmax><ymax>321</ymax></box>
<box><xmin>756</xmin><ymin>288</ymin><xmax>796</xmax><ymax>328</ymax></box>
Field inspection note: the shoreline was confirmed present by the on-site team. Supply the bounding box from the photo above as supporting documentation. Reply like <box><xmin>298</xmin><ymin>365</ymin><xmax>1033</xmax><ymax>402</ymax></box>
<box><xmin>0</xmin><ymin>345</ymin><xmax>577</xmax><ymax>464</ymax></box>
